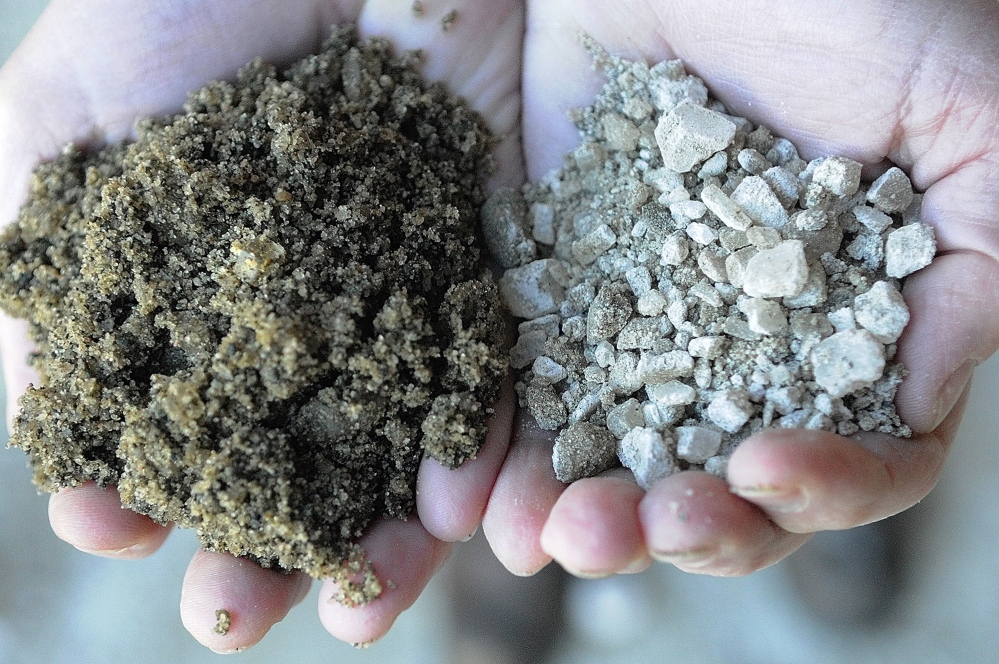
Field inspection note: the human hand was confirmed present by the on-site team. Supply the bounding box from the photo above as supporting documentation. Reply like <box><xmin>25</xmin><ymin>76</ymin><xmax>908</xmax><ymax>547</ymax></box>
<box><xmin>479</xmin><ymin>0</ymin><xmax>999</xmax><ymax>580</ymax></box>
<box><xmin>0</xmin><ymin>0</ymin><xmax>523</xmax><ymax>651</ymax></box>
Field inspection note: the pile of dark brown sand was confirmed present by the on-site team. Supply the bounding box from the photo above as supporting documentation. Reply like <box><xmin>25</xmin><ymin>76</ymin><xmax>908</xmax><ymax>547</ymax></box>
<box><xmin>0</xmin><ymin>26</ymin><xmax>506</xmax><ymax>602</ymax></box>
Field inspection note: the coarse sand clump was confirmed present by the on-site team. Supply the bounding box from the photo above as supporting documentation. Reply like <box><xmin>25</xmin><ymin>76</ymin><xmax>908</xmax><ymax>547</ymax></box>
<box><xmin>495</xmin><ymin>38</ymin><xmax>935</xmax><ymax>488</ymax></box>
<box><xmin>0</xmin><ymin>26</ymin><xmax>507</xmax><ymax>602</ymax></box>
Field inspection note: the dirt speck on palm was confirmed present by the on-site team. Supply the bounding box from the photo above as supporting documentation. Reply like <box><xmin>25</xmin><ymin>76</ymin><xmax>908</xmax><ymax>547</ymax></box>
<box><xmin>0</xmin><ymin>26</ymin><xmax>506</xmax><ymax>602</ymax></box>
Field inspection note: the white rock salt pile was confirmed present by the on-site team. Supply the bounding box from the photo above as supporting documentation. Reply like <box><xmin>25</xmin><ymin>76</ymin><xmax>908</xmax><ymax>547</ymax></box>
<box><xmin>491</xmin><ymin>38</ymin><xmax>936</xmax><ymax>485</ymax></box>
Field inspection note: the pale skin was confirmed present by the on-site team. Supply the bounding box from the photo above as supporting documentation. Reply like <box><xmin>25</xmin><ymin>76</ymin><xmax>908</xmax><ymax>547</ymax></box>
<box><xmin>2</xmin><ymin>0</ymin><xmax>998</xmax><ymax>653</ymax></box>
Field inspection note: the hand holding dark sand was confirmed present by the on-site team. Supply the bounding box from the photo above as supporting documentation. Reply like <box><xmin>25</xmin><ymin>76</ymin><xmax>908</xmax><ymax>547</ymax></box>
<box><xmin>0</xmin><ymin>0</ymin><xmax>523</xmax><ymax>652</ymax></box>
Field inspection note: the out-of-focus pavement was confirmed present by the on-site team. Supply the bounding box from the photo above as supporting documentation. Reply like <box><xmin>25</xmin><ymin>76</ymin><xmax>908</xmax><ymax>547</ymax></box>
<box><xmin>4</xmin><ymin>2</ymin><xmax>999</xmax><ymax>662</ymax></box>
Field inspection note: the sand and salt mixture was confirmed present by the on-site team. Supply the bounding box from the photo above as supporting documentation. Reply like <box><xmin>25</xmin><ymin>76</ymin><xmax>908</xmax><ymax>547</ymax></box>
<box><xmin>494</xmin><ymin>40</ymin><xmax>935</xmax><ymax>486</ymax></box>
<box><xmin>0</xmin><ymin>27</ymin><xmax>506</xmax><ymax>600</ymax></box>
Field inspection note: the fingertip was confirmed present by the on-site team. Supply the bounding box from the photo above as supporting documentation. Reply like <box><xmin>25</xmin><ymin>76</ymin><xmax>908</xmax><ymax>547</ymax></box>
<box><xmin>639</xmin><ymin>471</ymin><xmax>808</xmax><ymax>576</ymax></box>
<box><xmin>180</xmin><ymin>549</ymin><xmax>310</xmax><ymax>654</ymax></box>
<box><xmin>726</xmin><ymin>427</ymin><xmax>943</xmax><ymax>533</ymax></box>
<box><xmin>416</xmin><ymin>456</ymin><xmax>475</xmax><ymax>541</ymax></box>
<box><xmin>417</xmin><ymin>380</ymin><xmax>515</xmax><ymax>542</ymax></box>
<box><xmin>481</xmin><ymin>414</ymin><xmax>563</xmax><ymax>575</ymax></box>
<box><xmin>726</xmin><ymin>429</ymin><xmax>878</xmax><ymax>530</ymax></box>
<box><xmin>894</xmin><ymin>253</ymin><xmax>999</xmax><ymax>433</ymax></box>
<box><xmin>540</xmin><ymin>473</ymin><xmax>647</xmax><ymax>578</ymax></box>
<box><xmin>48</xmin><ymin>482</ymin><xmax>171</xmax><ymax>558</ymax></box>
<box><xmin>318</xmin><ymin>517</ymin><xmax>452</xmax><ymax>646</ymax></box>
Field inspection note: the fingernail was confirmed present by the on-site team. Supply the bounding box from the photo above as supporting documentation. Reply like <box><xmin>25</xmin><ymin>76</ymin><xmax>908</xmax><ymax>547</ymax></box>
<box><xmin>76</xmin><ymin>542</ymin><xmax>148</xmax><ymax>559</ymax></box>
<box><xmin>459</xmin><ymin>526</ymin><xmax>478</xmax><ymax>542</ymax></box>
<box><xmin>650</xmin><ymin>546</ymin><xmax>714</xmax><ymax>567</ymax></box>
<box><xmin>931</xmin><ymin>359</ymin><xmax>976</xmax><ymax>431</ymax></box>
<box><xmin>620</xmin><ymin>557</ymin><xmax>652</xmax><ymax>575</ymax></box>
<box><xmin>730</xmin><ymin>484</ymin><xmax>810</xmax><ymax>514</ymax></box>
<box><xmin>562</xmin><ymin>566</ymin><xmax>612</xmax><ymax>580</ymax></box>
<box><xmin>511</xmin><ymin>565</ymin><xmax>545</xmax><ymax>578</ymax></box>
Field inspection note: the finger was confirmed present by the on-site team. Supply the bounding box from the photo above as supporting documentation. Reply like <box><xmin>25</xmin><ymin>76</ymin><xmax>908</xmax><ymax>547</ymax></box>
<box><xmin>639</xmin><ymin>471</ymin><xmax>810</xmax><ymax>576</ymax></box>
<box><xmin>358</xmin><ymin>0</ymin><xmax>524</xmax><ymax>189</ymax></box>
<box><xmin>895</xmin><ymin>251</ymin><xmax>999</xmax><ymax>434</ymax></box>
<box><xmin>417</xmin><ymin>380</ymin><xmax>515</xmax><ymax>542</ymax></box>
<box><xmin>539</xmin><ymin>469</ymin><xmax>651</xmax><ymax>578</ymax></box>
<box><xmin>481</xmin><ymin>413</ymin><xmax>565</xmax><ymax>576</ymax></box>
<box><xmin>726</xmin><ymin>420</ymin><xmax>963</xmax><ymax>534</ymax></box>
<box><xmin>180</xmin><ymin>549</ymin><xmax>312</xmax><ymax>654</ymax></box>
<box><xmin>47</xmin><ymin>482</ymin><xmax>171</xmax><ymax>558</ymax></box>
<box><xmin>317</xmin><ymin>516</ymin><xmax>452</xmax><ymax>647</ymax></box>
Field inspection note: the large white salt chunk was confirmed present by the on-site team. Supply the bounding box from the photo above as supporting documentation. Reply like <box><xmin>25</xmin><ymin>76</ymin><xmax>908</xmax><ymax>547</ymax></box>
<box><xmin>650</xmin><ymin>72</ymin><xmax>709</xmax><ymax>112</ymax></box>
<box><xmin>644</xmin><ymin>167</ymin><xmax>685</xmax><ymax>194</ymax></box>
<box><xmin>531</xmin><ymin>203</ymin><xmax>556</xmax><ymax>245</ymax></box>
<box><xmin>569</xmin><ymin>390</ymin><xmax>602</xmax><ymax>425</ymax></box>
<box><xmin>854</xmin><ymin>281</ymin><xmax>910</xmax><ymax>343</ymax></box>
<box><xmin>686</xmin><ymin>222</ymin><xmax>717</xmax><ymax>246</ymax></box>
<box><xmin>739</xmin><ymin>297</ymin><xmax>788</xmax><ymax>335</ymax></box>
<box><xmin>646</xmin><ymin>380</ymin><xmax>697</xmax><ymax>407</ymax></box>
<box><xmin>746</xmin><ymin>226</ymin><xmax>781</xmax><ymax>249</ymax></box>
<box><xmin>826</xmin><ymin>307</ymin><xmax>856</xmax><ymax>333</ymax></box>
<box><xmin>688</xmin><ymin>280</ymin><xmax>724</xmax><ymax>308</ymax></box>
<box><xmin>697</xmin><ymin>249</ymin><xmax>728</xmax><ymax>283</ymax></box>
<box><xmin>704</xmin><ymin>455</ymin><xmax>729</xmax><ymax>477</ymax></box>
<box><xmin>638</xmin><ymin>350</ymin><xmax>696</xmax><ymax>383</ymax></box>
<box><xmin>670</xmin><ymin>199</ymin><xmax>708</xmax><ymax>220</ymax></box>
<box><xmin>499</xmin><ymin>259</ymin><xmax>568</xmax><ymax>319</ymax></box>
<box><xmin>655</xmin><ymin>101</ymin><xmax>737</xmax><ymax>173</ymax></box>
<box><xmin>701</xmin><ymin>184</ymin><xmax>753</xmax><ymax>231</ymax></box>
<box><xmin>625</xmin><ymin>266</ymin><xmax>653</xmax><ymax>297</ymax></box>
<box><xmin>519</xmin><ymin>313</ymin><xmax>561</xmax><ymax>339</ymax></box>
<box><xmin>610</xmin><ymin>352</ymin><xmax>643</xmax><ymax>395</ymax></box>
<box><xmin>571</xmin><ymin>224</ymin><xmax>617</xmax><ymax>265</ymax></box>
<box><xmin>636</xmin><ymin>289</ymin><xmax>667</xmax><ymax>317</ymax></box>
<box><xmin>885</xmin><ymin>223</ymin><xmax>936</xmax><ymax>278</ymax></box>
<box><xmin>725</xmin><ymin>246</ymin><xmax>758</xmax><ymax>289</ymax></box>
<box><xmin>616</xmin><ymin>317</ymin><xmax>667</xmax><ymax>350</ymax></box>
<box><xmin>618</xmin><ymin>427</ymin><xmax>677</xmax><ymax>490</ymax></box>
<box><xmin>811</xmin><ymin>156</ymin><xmax>863</xmax><ymax>197</ymax></box>
<box><xmin>606</xmin><ymin>399</ymin><xmax>646</xmax><ymax>438</ymax></box>
<box><xmin>782</xmin><ymin>260</ymin><xmax>828</xmax><ymax>309</ymax></box>
<box><xmin>852</xmin><ymin>205</ymin><xmax>894</xmax><ymax>234</ymax></box>
<box><xmin>688</xmin><ymin>335</ymin><xmax>726</xmax><ymax>358</ymax></box>
<box><xmin>731</xmin><ymin>176</ymin><xmax>789</xmax><ymax>229</ymax></box>
<box><xmin>706</xmin><ymin>389</ymin><xmax>754</xmax><ymax>433</ymax></box>
<box><xmin>532</xmin><ymin>356</ymin><xmax>568</xmax><ymax>383</ymax></box>
<box><xmin>660</xmin><ymin>235</ymin><xmax>690</xmax><ymax>265</ymax></box>
<box><xmin>766</xmin><ymin>385</ymin><xmax>803</xmax><ymax>416</ymax></box>
<box><xmin>867</xmin><ymin>167</ymin><xmax>914</xmax><ymax>214</ymax></box>
<box><xmin>741</xmin><ymin>240</ymin><xmax>809</xmax><ymax>298</ymax></box>
<box><xmin>676</xmin><ymin>426</ymin><xmax>723</xmax><ymax>463</ymax></box>
<box><xmin>810</xmin><ymin>329</ymin><xmax>886</xmax><ymax>398</ymax></box>
<box><xmin>761</xmin><ymin>166</ymin><xmax>801</xmax><ymax>209</ymax></box>
<box><xmin>594</xmin><ymin>340</ymin><xmax>616</xmax><ymax>368</ymax></box>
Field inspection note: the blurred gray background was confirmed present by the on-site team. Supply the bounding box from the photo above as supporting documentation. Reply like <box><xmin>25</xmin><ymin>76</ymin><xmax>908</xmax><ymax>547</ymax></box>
<box><xmin>4</xmin><ymin>2</ymin><xmax>999</xmax><ymax>663</ymax></box>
